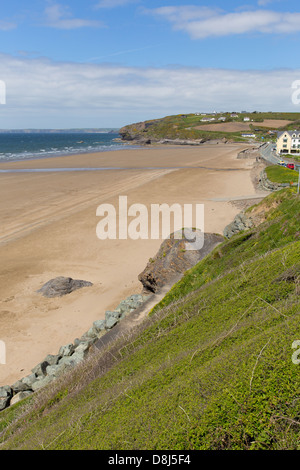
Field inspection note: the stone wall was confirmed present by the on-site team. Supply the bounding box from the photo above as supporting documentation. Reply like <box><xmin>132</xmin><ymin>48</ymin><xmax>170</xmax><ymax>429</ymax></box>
<box><xmin>0</xmin><ymin>293</ymin><xmax>150</xmax><ymax>412</ymax></box>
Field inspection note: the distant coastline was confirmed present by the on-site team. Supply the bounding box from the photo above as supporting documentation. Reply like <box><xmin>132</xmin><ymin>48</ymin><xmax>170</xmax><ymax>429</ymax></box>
<box><xmin>0</xmin><ymin>128</ymin><xmax>120</xmax><ymax>134</ymax></box>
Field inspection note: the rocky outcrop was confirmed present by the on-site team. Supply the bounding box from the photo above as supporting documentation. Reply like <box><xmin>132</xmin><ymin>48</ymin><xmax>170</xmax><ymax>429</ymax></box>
<box><xmin>138</xmin><ymin>230</ymin><xmax>224</xmax><ymax>293</ymax></box>
<box><xmin>157</xmin><ymin>139</ymin><xmax>205</xmax><ymax>146</ymax></box>
<box><xmin>37</xmin><ymin>277</ymin><xmax>93</xmax><ymax>298</ymax></box>
<box><xmin>223</xmin><ymin>212</ymin><xmax>255</xmax><ymax>239</ymax></box>
<box><xmin>119</xmin><ymin>120</ymin><xmax>160</xmax><ymax>144</ymax></box>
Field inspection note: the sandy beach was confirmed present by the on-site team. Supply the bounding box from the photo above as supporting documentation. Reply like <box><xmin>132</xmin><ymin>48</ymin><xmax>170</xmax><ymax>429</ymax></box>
<box><xmin>0</xmin><ymin>143</ymin><xmax>268</xmax><ymax>386</ymax></box>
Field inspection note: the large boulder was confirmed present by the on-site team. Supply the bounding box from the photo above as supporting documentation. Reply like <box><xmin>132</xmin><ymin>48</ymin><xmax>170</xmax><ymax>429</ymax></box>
<box><xmin>10</xmin><ymin>391</ymin><xmax>33</xmax><ymax>406</ymax></box>
<box><xmin>37</xmin><ymin>277</ymin><xmax>93</xmax><ymax>298</ymax></box>
<box><xmin>138</xmin><ymin>231</ymin><xmax>224</xmax><ymax>293</ymax></box>
<box><xmin>0</xmin><ymin>386</ymin><xmax>12</xmax><ymax>411</ymax></box>
<box><xmin>223</xmin><ymin>212</ymin><xmax>254</xmax><ymax>239</ymax></box>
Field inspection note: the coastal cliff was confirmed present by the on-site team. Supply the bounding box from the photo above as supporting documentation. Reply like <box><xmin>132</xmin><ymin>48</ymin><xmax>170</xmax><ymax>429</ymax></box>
<box><xmin>119</xmin><ymin>115</ymin><xmax>231</xmax><ymax>145</ymax></box>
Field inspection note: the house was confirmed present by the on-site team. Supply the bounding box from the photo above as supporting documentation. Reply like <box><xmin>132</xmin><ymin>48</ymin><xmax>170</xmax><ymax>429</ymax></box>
<box><xmin>218</xmin><ymin>117</ymin><xmax>226</xmax><ymax>121</ymax></box>
<box><xmin>231</xmin><ymin>113</ymin><xmax>239</xmax><ymax>118</ymax></box>
<box><xmin>242</xmin><ymin>133</ymin><xmax>256</xmax><ymax>138</ymax></box>
<box><xmin>277</xmin><ymin>130</ymin><xmax>300</xmax><ymax>154</ymax></box>
<box><xmin>201</xmin><ymin>117</ymin><xmax>215</xmax><ymax>122</ymax></box>
<box><xmin>243</xmin><ymin>117</ymin><xmax>250</xmax><ymax>122</ymax></box>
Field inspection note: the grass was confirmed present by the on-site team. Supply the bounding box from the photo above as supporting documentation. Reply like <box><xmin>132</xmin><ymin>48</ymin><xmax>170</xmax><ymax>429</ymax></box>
<box><xmin>0</xmin><ymin>188</ymin><xmax>300</xmax><ymax>450</ymax></box>
<box><xmin>265</xmin><ymin>165</ymin><xmax>299</xmax><ymax>184</ymax></box>
<box><xmin>121</xmin><ymin>112</ymin><xmax>300</xmax><ymax>143</ymax></box>
<box><xmin>285</xmin><ymin>154</ymin><xmax>300</xmax><ymax>163</ymax></box>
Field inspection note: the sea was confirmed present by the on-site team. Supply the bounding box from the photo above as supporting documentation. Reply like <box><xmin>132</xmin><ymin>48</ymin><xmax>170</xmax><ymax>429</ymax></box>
<box><xmin>0</xmin><ymin>132</ymin><xmax>137</xmax><ymax>163</ymax></box>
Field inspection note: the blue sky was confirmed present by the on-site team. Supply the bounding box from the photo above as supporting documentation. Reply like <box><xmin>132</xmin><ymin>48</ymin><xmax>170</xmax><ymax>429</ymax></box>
<box><xmin>0</xmin><ymin>0</ymin><xmax>300</xmax><ymax>128</ymax></box>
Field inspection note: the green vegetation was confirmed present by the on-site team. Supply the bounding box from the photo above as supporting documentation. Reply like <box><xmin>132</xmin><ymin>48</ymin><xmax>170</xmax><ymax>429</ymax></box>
<box><xmin>285</xmin><ymin>154</ymin><xmax>300</xmax><ymax>163</ymax></box>
<box><xmin>266</xmin><ymin>165</ymin><xmax>299</xmax><ymax>184</ymax></box>
<box><xmin>120</xmin><ymin>112</ymin><xmax>300</xmax><ymax>143</ymax></box>
<box><xmin>1</xmin><ymin>189</ymin><xmax>300</xmax><ymax>450</ymax></box>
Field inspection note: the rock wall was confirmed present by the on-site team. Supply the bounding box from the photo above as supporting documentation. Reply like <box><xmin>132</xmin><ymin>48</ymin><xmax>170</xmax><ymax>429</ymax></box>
<box><xmin>0</xmin><ymin>293</ymin><xmax>150</xmax><ymax>411</ymax></box>
<box><xmin>259</xmin><ymin>170</ymin><xmax>298</xmax><ymax>192</ymax></box>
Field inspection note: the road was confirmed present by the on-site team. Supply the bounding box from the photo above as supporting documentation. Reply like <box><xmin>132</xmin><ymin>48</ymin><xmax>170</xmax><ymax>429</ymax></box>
<box><xmin>259</xmin><ymin>142</ymin><xmax>281</xmax><ymax>165</ymax></box>
<box><xmin>260</xmin><ymin>142</ymin><xmax>300</xmax><ymax>170</ymax></box>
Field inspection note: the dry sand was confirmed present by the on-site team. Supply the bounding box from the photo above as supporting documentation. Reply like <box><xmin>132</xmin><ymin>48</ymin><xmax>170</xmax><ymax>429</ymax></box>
<box><xmin>0</xmin><ymin>143</ymin><xmax>268</xmax><ymax>386</ymax></box>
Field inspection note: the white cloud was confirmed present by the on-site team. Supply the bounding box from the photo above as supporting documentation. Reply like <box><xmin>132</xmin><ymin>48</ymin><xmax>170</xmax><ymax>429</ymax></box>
<box><xmin>0</xmin><ymin>54</ymin><xmax>299</xmax><ymax>128</ymax></box>
<box><xmin>95</xmin><ymin>0</ymin><xmax>138</xmax><ymax>9</ymax></box>
<box><xmin>148</xmin><ymin>6</ymin><xmax>300</xmax><ymax>39</ymax></box>
<box><xmin>44</xmin><ymin>2</ymin><xmax>103</xmax><ymax>29</ymax></box>
<box><xmin>0</xmin><ymin>21</ymin><xmax>17</xmax><ymax>31</ymax></box>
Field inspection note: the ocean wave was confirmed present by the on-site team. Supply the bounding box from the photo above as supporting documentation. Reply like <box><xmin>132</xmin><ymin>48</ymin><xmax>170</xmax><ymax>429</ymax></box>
<box><xmin>0</xmin><ymin>142</ymin><xmax>139</xmax><ymax>163</ymax></box>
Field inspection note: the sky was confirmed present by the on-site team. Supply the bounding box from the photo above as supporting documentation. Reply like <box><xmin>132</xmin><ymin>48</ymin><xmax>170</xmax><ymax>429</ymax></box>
<box><xmin>0</xmin><ymin>0</ymin><xmax>300</xmax><ymax>128</ymax></box>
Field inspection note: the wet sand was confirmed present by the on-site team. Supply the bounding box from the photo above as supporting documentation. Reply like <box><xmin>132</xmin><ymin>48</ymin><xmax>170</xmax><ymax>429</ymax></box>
<box><xmin>0</xmin><ymin>143</ymin><xmax>267</xmax><ymax>386</ymax></box>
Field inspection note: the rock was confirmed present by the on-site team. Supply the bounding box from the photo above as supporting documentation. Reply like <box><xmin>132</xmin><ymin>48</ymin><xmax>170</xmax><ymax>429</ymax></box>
<box><xmin>31</xmin><ymin>361</ymin><xmax>49</xmax><ymax>377</ymax></box>
<box><xmin>58</xmin><ymin>355</ymin><xmax>81</xmax><ymax>368</ymax></box>
<box><xmin>10</xmin><ymin>391</ymin><xmax>33</xmax><ymax>406</ymax></box>
<box><xmin>93</xmin><ymin>319</ymin><xmax>106</xmax><ymax>332</ymax></box>
<box><xmin>138</xmin><ymin>231</ymin><xmax>224</xmax><ymax>293</ymax></box>
<box><xmin>223</xmin><ymin>212</ymin><xmax>255</xmax><ymax>239</ymax></box>
<box><xmin>0</xmin><ymin>386</ymin><xmax>12</xmax><ymax>398</ymax></box>
<box><xmin>105</xmin><ymin>310</ymin><xmax>121</xmax><ymax>322</ymax></box>
<box><xmin>31</xmin><ymin>375</ymin><xmax>53</xmax><ymax>392</ymax></box>
<box><xmin>45</xmin><ymin>356</ymin><xmax>80</xmax><ymax>379</ymax></box>
<box><xmin>0</xmin><ymin>397</ymin><xmax>11</xmax><ymax>411</ymax></box>
<box><xmin>105</xmin><ymin>316</ymin><xmax>119</xmax><ymax>330</ymax></box>
<box><xmin>86</xmin><ymin>326</ymin><xmax>98</xmax><ymax>339</ymax></box>
<box><xmin>12</xmin><ymin>380</ymin><xmax>31</xmax><ymax>394</ymax></box>
<box><xmin>43</xmin><ymin>354</ymin><xmax>61</xmax><ymax>366</ymax></box>
<box><xmin>72</xmin><ymin>343</ymin><xmax>90</xmax><ymax>361</ymax></box>
<box><xmin>53</xmin><ymin>356</ymin><xmax>82</xmax><ymax>377</ymax></box>
<box><xmin>78</xmin><ymin>334</ymin><xmax>98</xmax><ymax>347</ymax></box>
<box><xmin>58</xmin><ymin>343</ymin><xmax>75</xmax><ymax>357</ymax></box>
<box><xmin>22</xmin><ymin>373</ymin><xmax>37</xmax><ymax>389</ymax></box>
<box><xmin>0</xmin><ymin>386</ymin><xmax>11</xmax><ymax>409</ymax></box>
<box><xmin>46</xmin><ymin>364</ymin><xmax>60</xmax><ymax>377</ymax></box>
<box><xmin>37</xmin><ymin>276</ymin><xmax>93</xmax><ymax>298</ymax></box>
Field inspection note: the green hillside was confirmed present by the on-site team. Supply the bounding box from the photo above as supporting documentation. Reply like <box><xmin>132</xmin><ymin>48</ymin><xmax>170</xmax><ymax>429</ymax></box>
<box><xmin>1</xmin><ymin>188</ymin><xmax>300</xmax><ymax>450</ymax></box>
<box><xmin>119</xmin><ymin>112</ymin><xmax>300</xmax><ymax>144</ymax></box>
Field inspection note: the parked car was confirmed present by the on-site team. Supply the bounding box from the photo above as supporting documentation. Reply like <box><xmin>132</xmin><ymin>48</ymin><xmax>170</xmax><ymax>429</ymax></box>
<box><xmin>286</xmin><ymin>163</ymin><xmax>295</xmax><ymax>170</ymax></box>
<box><xmin>278</xmin><ymin>161</ymin><xmax>286</xmax><ymax>166</ymax></box>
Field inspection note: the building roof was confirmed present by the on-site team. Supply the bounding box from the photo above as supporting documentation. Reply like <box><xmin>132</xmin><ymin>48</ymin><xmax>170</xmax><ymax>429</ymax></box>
<box><xmin>277</xmin><ymin>129</ymin><xmax>300</xmax><ymax>138</ymax></box>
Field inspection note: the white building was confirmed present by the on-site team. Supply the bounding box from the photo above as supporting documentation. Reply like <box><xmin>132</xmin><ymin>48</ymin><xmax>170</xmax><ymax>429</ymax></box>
<box><xmin>201</xmin><ymin>117</ymin><xmax>216</xmax><ymax>122</ymax></box>
<box><xmin>277</xmin><ymin>130</ymin><xmax>300</xmax><ymax>154</ymax></box>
